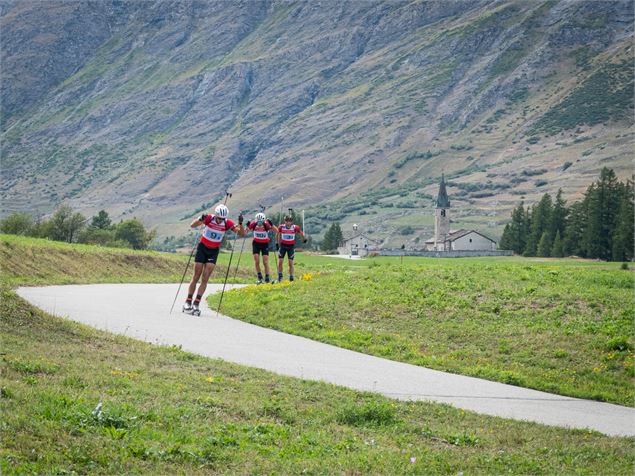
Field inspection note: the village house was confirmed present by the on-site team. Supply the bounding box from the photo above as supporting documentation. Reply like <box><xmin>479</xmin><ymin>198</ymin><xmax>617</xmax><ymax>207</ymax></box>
<box><xmin>338</xmin><ymin>225</ymin><xmax>380</xmax><ymax>257</ymax></box>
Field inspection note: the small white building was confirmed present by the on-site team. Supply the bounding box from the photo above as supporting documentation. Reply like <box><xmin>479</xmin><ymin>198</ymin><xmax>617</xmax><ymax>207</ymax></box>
<box><xmin>425</xmin><ymin>229</ymin><xmax>497</xmax><ymax>251</ymax></box>
<box><xmin>338</xmin><ymin>233</ymin><xmax>379</xmax><ymax>257</ymax></box>
<box><xmin>425</xmin><ymin>175</ymin><xmax>497</xmax><ymax>252</ymax></box>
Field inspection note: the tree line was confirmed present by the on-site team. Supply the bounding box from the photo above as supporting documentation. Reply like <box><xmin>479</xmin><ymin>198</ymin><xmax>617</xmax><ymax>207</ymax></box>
<box><xmin>0</xmin><ymin>205</ymin><xmax>156</xmax><ymax>250</ymax></box>
<box><xmin>500</xmin><ymin>167</ymin><xmax>633</xmax><ymax>261</ymax></box>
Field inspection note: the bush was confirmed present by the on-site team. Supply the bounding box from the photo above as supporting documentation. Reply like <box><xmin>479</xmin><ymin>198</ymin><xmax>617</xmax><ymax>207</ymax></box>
<box><xmin>336</xmin><ymin>401</ymin><xmax>397</xmax><ymax>427</ymax></box>
<box><xmin>115</xmin><ymin>219</ymin><xmax>156</xmax><ymax>250</ymax></box>
<box><xmin>606</xmin><ymin>336</ymin><xmax>633</xmax><ymax>352</ymax></box>
<box><xmin>0</xmin><ymin>213</ymin><xmax>34</xmax><ymax>235</ymax></box>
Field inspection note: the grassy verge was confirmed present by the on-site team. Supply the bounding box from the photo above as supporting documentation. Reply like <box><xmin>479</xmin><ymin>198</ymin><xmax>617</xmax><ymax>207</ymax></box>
<box><xmin>213</xmin><ymin>256</ymin><xmax>635</xmax><ymax>406</ymax></box>
<box><xmin>0</xmin><ymin>234</ymin><xmax>252</xmax><ymax>286</ymax></box>
<box><xmin>2</xmin><ymin>289</ymin><xmax>633</xmax><ymax>474</ymax></box>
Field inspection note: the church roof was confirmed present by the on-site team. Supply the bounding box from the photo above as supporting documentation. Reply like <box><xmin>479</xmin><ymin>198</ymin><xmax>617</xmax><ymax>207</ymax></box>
<box><xmin>342</xmin><ymin>233</ymin><xmax>379</xmax><ymax>245</ymax></box>
<box><xmin>425</xmin><ymin>229</ymin><xmax>497</xmax><ymax>244</ymax></box>
<box><xmin>436</xmin><ymin>174</ymin><xmax>450</xmax><ymax>208</ymax></box>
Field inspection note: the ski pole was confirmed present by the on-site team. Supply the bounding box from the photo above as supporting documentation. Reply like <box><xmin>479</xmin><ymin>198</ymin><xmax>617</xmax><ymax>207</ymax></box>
<box><xmin>234</xmin><ymin>211</ymin><xmax>245</xmax><ymax>280</ymax></box>
<box><xmin>232</xmin><ymin>210</ymin><xmax>246</xmax><ymax>280</ymax></box>
<box><xmin>217</xmin><ymin>227</ymin><xmax>238</xmax><ymax>316</ymax></box>
<box><xmin>169</xmin><ymin>231</ymin><xmax>199</xmax><ymax>315</ymax></box>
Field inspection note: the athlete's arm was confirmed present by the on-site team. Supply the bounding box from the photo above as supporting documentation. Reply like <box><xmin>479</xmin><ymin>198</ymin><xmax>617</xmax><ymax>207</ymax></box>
<box><xmin>228</xmin><ymin>219</ymin><xmax>245</xmax><ymax>238</ymax></box>
<box><xmin>190</xmin><ymin>214</ymin><xmax>207</xmax><ymax>228</ymax></box>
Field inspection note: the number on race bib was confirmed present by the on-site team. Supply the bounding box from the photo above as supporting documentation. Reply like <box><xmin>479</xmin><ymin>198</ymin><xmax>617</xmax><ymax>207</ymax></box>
<box><xmin>204</xmin><ymin>229</ymin><xmax>223</xmax><ymax>241</ymax></box>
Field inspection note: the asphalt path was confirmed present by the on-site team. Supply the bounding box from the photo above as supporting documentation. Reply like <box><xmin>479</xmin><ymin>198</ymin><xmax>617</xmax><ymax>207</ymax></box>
<box><xmin>17</xmin><ymin>283</ymin><xmax>635</xmax><ymax>437</ymax></box>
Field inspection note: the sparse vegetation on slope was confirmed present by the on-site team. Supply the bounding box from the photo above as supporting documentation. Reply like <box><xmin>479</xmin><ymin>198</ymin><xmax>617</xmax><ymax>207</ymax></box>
<box><xmin>531</xmin><ymin>60</ymin><xmax>634</xmax><ymax>136</ymax></box>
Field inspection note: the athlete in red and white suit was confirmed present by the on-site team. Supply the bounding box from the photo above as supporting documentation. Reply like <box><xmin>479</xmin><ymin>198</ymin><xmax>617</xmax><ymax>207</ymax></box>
<box><xmin>275</xmin><ymin>215</ymin><xmax>306</xmax><ymax>282</ymax></box>
<box><xmin>184</xmin><ymin>204</ymin><xmax>244</xmax><ymax>311</ymax></box>
<box><xmin>247</xmin><ymin>213</ymin><xmax>278</xmax><ymax>283</ymax></box>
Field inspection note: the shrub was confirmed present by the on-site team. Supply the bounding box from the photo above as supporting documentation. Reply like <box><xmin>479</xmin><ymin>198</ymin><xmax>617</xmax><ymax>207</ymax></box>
<box><xmin>336</xmin><ymin>401</ymin><xmax>397</xmax><ymax>427</ymax></box>
<box><xmin>606</xmin><ymin>336</ymin><xmax>633</xmax><ymax>352</ymax></box>
<box><xmin>0</xmin><ymin>213</ymin><xmax>34</xmax><ymax>235</ymax></box>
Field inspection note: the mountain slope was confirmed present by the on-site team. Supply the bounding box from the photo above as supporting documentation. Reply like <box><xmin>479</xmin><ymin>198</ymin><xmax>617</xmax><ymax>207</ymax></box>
<box><xmin>1</xmin><ymin>0</ymin><xmax>632</xmax><ymax>245</ymax></box>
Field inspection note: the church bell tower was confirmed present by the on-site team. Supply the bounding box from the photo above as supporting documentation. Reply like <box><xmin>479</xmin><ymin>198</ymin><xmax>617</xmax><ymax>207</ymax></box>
<box><xmin>434</xmin><ymin>174</ymin><xmax>450</xmax><ymax>250</ymax></box>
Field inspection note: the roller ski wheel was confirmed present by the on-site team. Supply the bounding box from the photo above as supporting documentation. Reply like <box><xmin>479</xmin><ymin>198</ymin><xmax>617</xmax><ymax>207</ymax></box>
<box><xmin>191</xmin><ymin>308</ymin><xmax>201</xmax><ymax>317</ymax></box>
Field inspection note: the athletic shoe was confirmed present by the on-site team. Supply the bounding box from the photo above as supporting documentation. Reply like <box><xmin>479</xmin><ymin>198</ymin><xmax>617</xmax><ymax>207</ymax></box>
<box><xmin>183</xmin><ymin>302</ymin><xmax>193</xmax><ymax>312</ymax></box>
<box><xmin>256</xmin><ymin>280</ymin><xmax>263</xmax><ymax>285</ymax></box>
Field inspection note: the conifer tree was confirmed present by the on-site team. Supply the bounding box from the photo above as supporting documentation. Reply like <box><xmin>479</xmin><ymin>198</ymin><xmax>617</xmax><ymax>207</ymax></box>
<box><xmin>525</xmin><ymin>194</ymin><xmax>553</xmax><ymax>256</ymax></box>
<box><xmin>583</xmin><ymin>168</ymin><xmax>620</xmax><ymax>259</ymax></box>
<box><xmin>612</xmin><ymin>180</ymin><xmax>634</xmax><ymax>261</ymax></box>
<box><xmin>551</xmin><ymin>189</ymin><xmax>567</xmax><ymax>238</ymax></box>
<box><xmin>499</xmin><ymin>223</ymin><xmax>512</xmax><ymax>251</ymax></box>
<box><xmin>537</xmin><ymin>231</ymin><xmax>552</xmax><ymax>257</ymax></box>
<box><xmin>322</xmin><ymin>223</ymin><xmax>343</xmax><ymax>251</ymax></box>
<box><xmin>563</xmin><ymin>201</ymin><xmax>586</xmax><ymax>257</ymax></box>
<box><xmin>551</xmin><ymin>230</ymin><xmax>564</xmax><ymax>257</ymax></box>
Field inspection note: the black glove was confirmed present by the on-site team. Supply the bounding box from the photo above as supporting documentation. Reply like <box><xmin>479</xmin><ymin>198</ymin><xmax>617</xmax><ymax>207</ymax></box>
<box><xmin>245</xmin><ymin>220</ymin><xmax>251</xmax><ymax>228</ymax></box>
<box><xmin>275</xmin><ymin>243</ymin><xmax>279</xmax><ymax>251</ymax></box>
<box><xmin>199</xmin><ymin>214</ymin><xmax>206</xmax><ymax>222</ymax></box>
<box><xmin>238</xmin><ymin>213</ymin><xmax>243</xmax><ymax>225</ymax></box>
<box><xmin>303</xmin><ymin>238</ymin><xmax>308</xmax><ymax>243</ymax></box>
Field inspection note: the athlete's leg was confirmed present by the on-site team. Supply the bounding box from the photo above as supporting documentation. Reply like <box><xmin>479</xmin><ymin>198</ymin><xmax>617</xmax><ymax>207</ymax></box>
<box><xmin>188</xmin><ymin>262</ymin><xmax>204</xmax><ymax>296</ymax></box>
<box><xmin>263</xmin><ymin>254</ymin><xmax>270</xmax><ymax>276</ymax></box>
<box><xmin>253</xmin><ymin>253</ymin><xmax>262</xmax><ymax>274</ymax></box>
<box><xmin>196</xmin><ymin>263</ymin><xmax>216</xmax><ymax>297</ymax></box>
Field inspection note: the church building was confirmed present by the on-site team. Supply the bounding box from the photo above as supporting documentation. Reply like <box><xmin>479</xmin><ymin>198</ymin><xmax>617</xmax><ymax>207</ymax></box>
<box><xmin>425</xmin><ymin>175</ymin><xmax>497</xmax><ymax>252</ymax></box>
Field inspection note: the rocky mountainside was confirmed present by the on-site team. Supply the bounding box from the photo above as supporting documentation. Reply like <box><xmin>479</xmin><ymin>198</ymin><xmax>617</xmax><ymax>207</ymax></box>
<box><xmin>1</xmin><ymin>0</ymin><xmax>633</xmax><ymax>245</ymax></box>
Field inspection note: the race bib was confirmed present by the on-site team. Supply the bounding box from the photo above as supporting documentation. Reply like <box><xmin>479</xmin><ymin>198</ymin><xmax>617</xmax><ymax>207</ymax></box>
<box><xmin>254</xmin><ymin>231</ymin><xmax>268</xmax><ymax>240</ymax></box>
<box><xmin>282</xmin><ymin>233</ymin><xmax>295</xmax><ymax>241</ymax></box>
<box><xmin>204</xmin><ymin>228</ymin><xmax>225</xmax><ymax>242</ymax></box>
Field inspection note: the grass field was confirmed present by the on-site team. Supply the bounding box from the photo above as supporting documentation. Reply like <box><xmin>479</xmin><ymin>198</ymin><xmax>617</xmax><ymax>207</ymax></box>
<box><xmin>1</xmin><ymin>236</ymin><xmax>633</xmax><ymax>473</ymax></box>
<box><xmin>0</xmin><ymin>234</ymin><xmax>254</xmax><ymax>287</ymax></box>
<box><xmin>214</xmin><ymin>255</ymin><xmax>635</xmax><ymax>406</ymax></box>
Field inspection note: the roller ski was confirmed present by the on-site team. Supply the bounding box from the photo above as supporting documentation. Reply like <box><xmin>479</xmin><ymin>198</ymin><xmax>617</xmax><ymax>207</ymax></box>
<box><xmin>182</xmin><ymin>301</ymin><xmax>201</xmax><ymax>317</ymax></box>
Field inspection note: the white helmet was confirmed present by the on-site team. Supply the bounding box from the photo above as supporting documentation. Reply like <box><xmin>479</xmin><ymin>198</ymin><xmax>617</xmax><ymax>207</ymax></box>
<box><xmin>214</xmin><ymin>204</ymin><xmax>229</xmax><ymax>218</ymax></box>
<box><xmin>255</xmin><ymin>212</ymin><xmax>266</xmax><ymax>221</ymax></box>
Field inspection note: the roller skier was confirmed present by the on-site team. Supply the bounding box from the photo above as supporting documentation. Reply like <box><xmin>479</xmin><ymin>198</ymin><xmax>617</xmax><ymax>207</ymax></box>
<box><xmin>275</xmin><ymin>214</ymin><xmax>306</xmax><ymax>282</ymax></box>
<box><xmin>183</xmin><ymin>204</ymin><xmax>245</xmax><ymax>316</ymax></box>
<box><xmin>246</xmin><ymin>212</ymin><xmax>277</xmax><ymax>284</ymax></box>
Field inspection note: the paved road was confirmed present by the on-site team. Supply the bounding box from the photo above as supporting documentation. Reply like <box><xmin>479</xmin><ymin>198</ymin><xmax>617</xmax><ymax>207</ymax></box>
<box><xmin>17</xmin><ymin>283</ymin><xmax>635</xmax><ymax>437</ymax></box>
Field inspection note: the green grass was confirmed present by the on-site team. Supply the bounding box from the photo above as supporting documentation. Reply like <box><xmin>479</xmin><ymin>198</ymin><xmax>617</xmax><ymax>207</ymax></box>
<box><xmin>1</xmin><ymin>236</ymin><xmax>633</xmax><ymax>473</ymax></box>
<box><xmin>2</xmin><ymin>289</ymin><xmax>634</xmax><ymax>474</ymax></box>
<box><xmin>214</xmin><ymin>256</ymin><xmax>635</xmax><ymax>406</ymax></box>
<box><xmin>0</xmin><ymin>234</ymin><xmax>253</xmax><ymax>286</ymax></box>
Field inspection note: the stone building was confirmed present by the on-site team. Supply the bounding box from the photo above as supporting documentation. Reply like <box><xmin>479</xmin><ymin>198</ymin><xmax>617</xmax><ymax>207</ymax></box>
<box><xmin>338</xmin><ymin>232</ymin><xmax>379</xmax><ymax>257</ymax></box>
<box><xmin>425</xmin><ymin>175</ymin><xmax>497</xmax><ymax>251</ymax></box>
